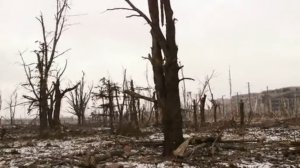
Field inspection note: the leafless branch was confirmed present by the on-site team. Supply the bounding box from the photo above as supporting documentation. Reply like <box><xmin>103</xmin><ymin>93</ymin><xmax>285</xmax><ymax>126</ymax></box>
<box><xmin>179</xmin><ymin>77</ymin><xmax>195</xmax><ymax>82</ymax></box>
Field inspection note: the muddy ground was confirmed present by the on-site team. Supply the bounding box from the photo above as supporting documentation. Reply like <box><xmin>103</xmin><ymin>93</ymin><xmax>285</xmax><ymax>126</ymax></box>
<box><xmin>0</xmin><ymin>119</ymin><xmax>299</xmax><ymax>168</ymax></box>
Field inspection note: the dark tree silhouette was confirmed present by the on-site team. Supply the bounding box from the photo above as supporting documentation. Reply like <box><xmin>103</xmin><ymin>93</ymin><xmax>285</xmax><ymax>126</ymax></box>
<box><xmin>20</xmin><ymin>0</ymin><xmax>70</xmax><ymax>134</ymax></box>
<box><xmin>51</xmin><ymin>77</ymin><xmax>79</xmax><ymax>128</ymax></box>
<box><xmin>109</xmin><ymin>0</ymin><xmax>184</xmax><ymax>155</ymax></box>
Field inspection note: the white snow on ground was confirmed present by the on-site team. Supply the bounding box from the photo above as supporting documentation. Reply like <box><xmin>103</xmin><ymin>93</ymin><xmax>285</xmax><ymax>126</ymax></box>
<box><xmin>221</xmin><ymin>127</ymin><xmax>300</xmax><ymax>142</ymax></box>
<box><xmin>149</xmin><ymin>133</ymin><xmax>164</xmax><ymax>141</ymax></box>
<box><xmin>106</xmin><ymin>161</ymin><xmax>196</xmax><ymax>168</ymax></box>
<box><xmin>236</xmin><ymin>160</ymin><xmax>273</xmax><ymax>168</ymax></box>
<box><xmin>1</xmin><ymin>126</ymin><xmax>299</xmax><ymax>167</ymax></box>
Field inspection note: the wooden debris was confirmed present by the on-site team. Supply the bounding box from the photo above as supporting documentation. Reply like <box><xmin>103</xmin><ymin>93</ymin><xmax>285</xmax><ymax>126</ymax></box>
<box><xmin>173</xmin><ymin>138</ymin><xmax>191</xmax><ymax>157</ymax></box>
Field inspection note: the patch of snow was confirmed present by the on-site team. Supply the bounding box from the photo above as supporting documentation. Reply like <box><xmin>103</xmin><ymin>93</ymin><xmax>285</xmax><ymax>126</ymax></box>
<box><xmin>106</xmin><ymin>161</ymin><xmax>196</xmax><ymax>168</ymax></box>
<box><xmin>183</xmin><ymin>133</ymin><xmax>191</xmax><ymax>139</ymax></box>
<box><xmin>237</xmin><ymin>160</ymin><xmax>273</xmax><ymax>168</ymax></box>
<box><xmin>149</xmin><ymin>133</ymin><xmax>164</xmax><ymax>141</ymax></box>
<box><xmin>266</xmin><ymin>135</ymin><xmax>280</xmax><ymax>142</ymax></box>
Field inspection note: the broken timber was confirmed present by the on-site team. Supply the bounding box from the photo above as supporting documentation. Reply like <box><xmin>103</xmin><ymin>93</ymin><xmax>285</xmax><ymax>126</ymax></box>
<box><xmin>123</xmin><ymin>90</ymin><xmax>156</xmax><ymax>103</ymax></box>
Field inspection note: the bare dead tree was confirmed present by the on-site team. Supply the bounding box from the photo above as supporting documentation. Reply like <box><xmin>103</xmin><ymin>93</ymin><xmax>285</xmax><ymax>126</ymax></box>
<box><xmin>208</xmin><ymin>82</ymin><xmax>218</xmax><ymax>123</ymax></box>
<box><xmin>240</xmin><ymin>99</ymin><xmax>245</xmax><ymax>126</ymax></box>
<box><xmin>198</xmin><ymin>72</ymin><xmax>214</xmax><ymax>126</ymax></box>
<box><xmin>200</xmin><ymin>94</ymin><xmax>207</xmax><ymax>127</ymax></box>
<box><xmin>67</xmin><ymin>72</ymin><xmax>92</xmax><ymax>126</ymax></box>
<box><xmin>128</xmin><ymin>80</ymin><xmax>139</xmax><ymax>130</ymax></box>
<box><xmin>115</xmin><ymin>73</ymin><xmax>128</xmax><ymax>130</ymax></box>
<box><xmin>192</xmin><ymin>99</ymin><xmax>198</xmax><ymax>131</ymax></box>
<box><xmin>107</xmin><ymin>80</ymin><xmax>115</xmax><ymax>133</ymax></box>
<box><xmin>109</xmin><ymin>0</ymin><xmax>185</xmax><ymax>155</ymax></box>
<box><xmin>52</xmin><ymin>77</ymin><xmax>79</xmax><ymax>128</ymax></box>
<box><xmin>93</xmin><ymin>77</ymin><xmax>118</xmax><ymax>132</ymax></box>
<box><xmin>7</xmin><ymin>88</ymin><xmax>18</xmax><ymax>125</ymax></box>
<box><xmin>20</xmin><ymin>0</ymin><xmax>70</xmax><ymax>134</ymax></box>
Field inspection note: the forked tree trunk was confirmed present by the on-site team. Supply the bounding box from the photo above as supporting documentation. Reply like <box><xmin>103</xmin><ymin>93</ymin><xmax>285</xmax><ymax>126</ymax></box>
<box><xmin>148</xmin><ymin>0</ymin><xmax>184</xmax><ymax>156</ymax></box>
<box><xmin>117</xmin><ymin>0</ymin><xmax>184</xmax><ymax>156</ymax></box>
<box><xmin>53</xmin><ymin>79</ymin><xmax>78</xmax><ymax>128</ymax></box>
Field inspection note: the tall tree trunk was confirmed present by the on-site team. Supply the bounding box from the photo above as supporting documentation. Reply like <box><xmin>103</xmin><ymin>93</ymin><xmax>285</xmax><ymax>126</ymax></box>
<box><xmin>108</xmin><ymin>81</ymin><xmax>114</xmax><ymax>133</ymax></box>
<box><xmin>129</xmin><ymin>80</ymin><xmax>139</xmax><ymax>129</ymax></box>
<box><xmin>52</xmin><ymin>80</ymin><xmax>61</xmax><ymax>128</ymax></box>
<box><xmin>81</xmin><ymin>113</ymin><xmax>85</xmax><ymax>125</ymax></box>
<box><xmin>240</xmin><ymin>100</ymin><xmax>245</xmax><ymax>126</ymax></box>
<box><xmin>147</xmin><ymin>0</ymin><xmax>183</xmax><ymax>155</ymax></box>
<box><xmin>53</xmin><ymin>97</ymin><xmax>62</xmax><ymax>128</ymax></box>
<box><xmin>78</xmin><ymin>115</ymin><xmax>82</xmax><ymax>125</ymax></box>
<box><xmin>48</xmin><ymin>109</ymin><xmax>53</xmax><ymax>128</ymax></box>
<box><xmin>116</xmin><ymin>0</ymin><xmax>184</xmax><ymax>156</ymax></box>
<box><xmin>153</xmin><ymin>92</ymin><xmax>159</xmax><ymax>125</ymax></box>
<box><xmin>40</xmin><ymin>79</ymin><xmax>49</xmax><ymax>132</ymax></box>
<box><xmin>200</xmin><ymin>94</ymin><xmax>207</xmax><ymax>127</ymax></box>
<box><xmin>213</xmin><ymin>104</ymin><xmax>217</xmax><ymax>123</ymax></box>
<box><xmin>193</xmin><ymin>99</ymin><xmax>198</xmax><ymax>131</ymax></box>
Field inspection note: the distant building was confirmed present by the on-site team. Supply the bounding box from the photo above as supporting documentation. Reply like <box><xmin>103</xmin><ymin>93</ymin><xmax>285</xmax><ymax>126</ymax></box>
<box><xmin>261</xmin><ymin>87</ymin><xmax>300</xmax><ymax>113</ymax></box>
<box><xmin>222</xmin><ymin>86</ymin><xmax>300</xmax><ymax>117</ymax></box>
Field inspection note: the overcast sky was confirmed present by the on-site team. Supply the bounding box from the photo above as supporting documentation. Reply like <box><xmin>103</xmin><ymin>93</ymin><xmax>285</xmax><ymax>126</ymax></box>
<box><xmin>1</xmin><ymin>0</ymin><xmax>300</xmax><ymax>117</ymax></box>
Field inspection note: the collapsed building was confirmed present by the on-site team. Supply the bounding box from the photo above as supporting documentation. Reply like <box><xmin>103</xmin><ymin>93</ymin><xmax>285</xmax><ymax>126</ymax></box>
<box><xmin>229</xmin><ymin>86</ymin><xmax>300</xmax><ymax>117</ymax></box>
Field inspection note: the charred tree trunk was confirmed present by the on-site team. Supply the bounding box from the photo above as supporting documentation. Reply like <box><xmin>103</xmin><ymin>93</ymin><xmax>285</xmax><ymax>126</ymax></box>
<box><xmin>52</xmin><ymin>79</ymin><xmax>62</xmax><ymax>128</ymax></box>
<box><xmin>53</xmin><ymin>79</ymin><xmax>78</xmax><ymax>128</ymax></box>
<box><xmin>193</xmin><ymin>99</ymin><xmax>198</xmax><ymax>131</ymax></box>
<box><xmin>78</xmin><ymin>115</ymin><xmax>82</xmax><ymax>125</ymax></box>
<box><xmin>116</xmin><ymin>89</ymin><xmax>125</xmax><ymax>130</ymax></box>
<box><xmin>129</xmin><ymin>80</ymin><xmax>139</xmax><ymax>129</ymax></box>
<box><xmin>240</xmin><ymin>100</ymin><xmax>245</xmax><ymax>126</ymax></box>
<box><xmin>40</xmin><ymin>79</ymin><xmax>49</xmax><ymax>132</ymax></box>
<box><xmin>148</xmin><ymin>0</ymin><xmax>184</xmax><ymax>156</ymax></box>
<box><xmin>82</xmin><ymin>114</ymin><xmax>85</xmax><ymax>125</ymax></box>
<box><xmin>213</xmin><ymin>103</ymin><xmax>217</xmax><ymax>123</ymax></box>
<box><xmin>108</xmin><ymin>80</ymin><xmax>114</xmax><ymax>134</ymax></box>
<box><xmin>200</xmin><ymin>94</ymin><xmax>207</xmax><ymax>127</ymax></box>
<box><xmin>48</xmin><ymin>109</ymin><xmax>53</xmax><ymax>128</ymax></box>
<box><xmin>153</xmin><ymin>92</ymin><xmax>159</xmax><ymax>125</ymax></box>
<box><xmin>114</xmin><ymin>0</ymin><xmax>184</xmax><ymax>156</ymax></box>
